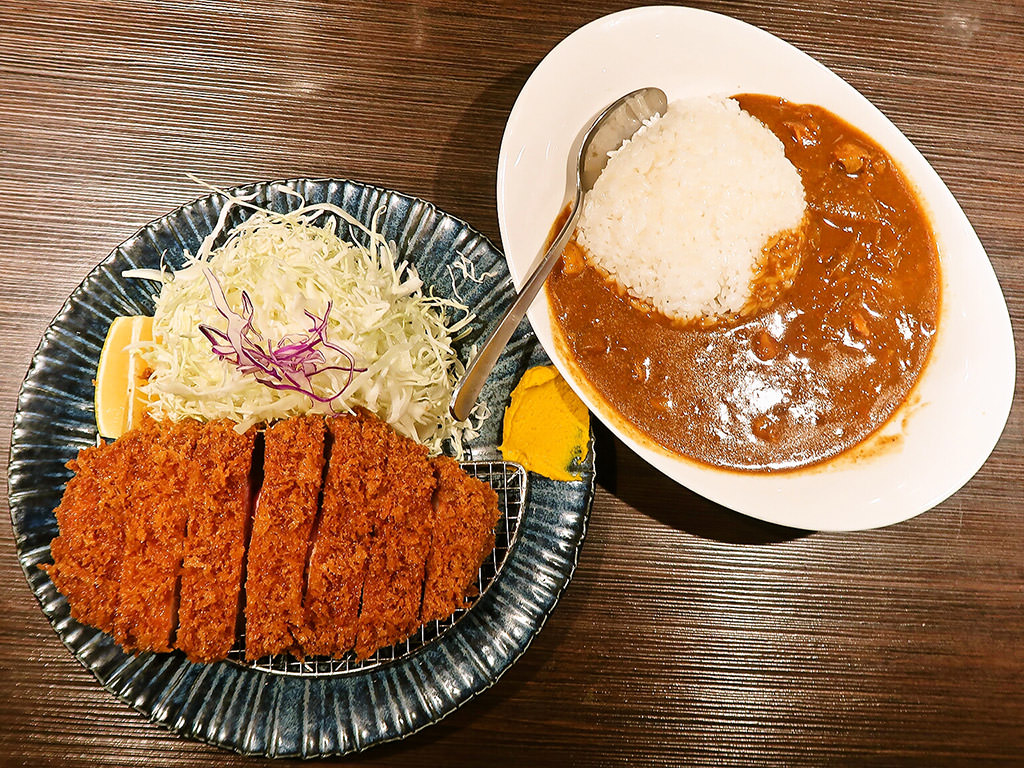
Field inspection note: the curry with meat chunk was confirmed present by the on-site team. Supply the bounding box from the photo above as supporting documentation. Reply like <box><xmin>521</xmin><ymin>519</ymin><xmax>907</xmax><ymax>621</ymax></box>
<box><xmin>546</xmin><ymin>95</ymin><xmax>940</xmax><ymax>472</ymax></box>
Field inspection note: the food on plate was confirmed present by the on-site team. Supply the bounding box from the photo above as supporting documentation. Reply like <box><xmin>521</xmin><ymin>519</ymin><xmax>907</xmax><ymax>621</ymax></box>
<box><xmin>547</xmin><ymin>95</ymin><xmax>940</xmax><ymax>472</ymax></box>
<box><xmin>45</xmin><ymin>411</ymin><xmax>502</xmax><ymax>662</ymax></box>
<box><xmin>175</xmin><ymin>421</ymin><xmax>256</xmax><ymax>663</ymax></box>
<box><xmin>112</xmin><ymin>418</ymin><xmax>201</xmax><ymax>652</ymax></box>
<box><xmin>49</xmin><ymin>194</ymin><xmax>512</xmax><ymax>663</ymax></box>
<box><xmin>498</xmin><ymin>365</ymin><xmax>589</xmax><ymax>481</ymax></box>
<box><xmin>351</xmin><ymin>410</ymin><xmax>436</xmax><ymax>658</ymax></box>
<box><xmin>125</xmin><ymin>196</ymin><xmax>477</xmax><ymax>455</ymax></box>
<box><xmin>421</xmin><ymin>456</ymin><xmax>500</xmax><ymax>623</ymax></box>
<box><xmin>576</xmin><ymin>95</ymin><xmax>806</xmax><ymax>325</ymax></box>
<box><xmin>44</xmin><ymin>421</ymin><xmax>156</xmax><ymax>634</ymax></box>
<box><xmin>94</xmin><ymin>315</ymin><xmax>154</xmax><ymax>439</ymax></box>
<box><xmin>243</xmin><ymin>414</ymin><xmax>326</xmax><ymax>659</ymax></box>
<box><xmin>298</xmin><ymin>414</ymin><xmax>382</xmax><ymax>656</ymax></box>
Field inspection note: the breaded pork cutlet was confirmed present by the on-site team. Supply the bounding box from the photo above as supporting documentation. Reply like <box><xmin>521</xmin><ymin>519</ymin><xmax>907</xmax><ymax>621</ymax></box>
<box><xmin>47</xmin><ymin>411</ymin><xmax>504</xmax><ymax>663</ymax></box>
<box><xmin>353</xmin><ymin>417</ymin><xmax>436</xmax><ymax>659</ymax></box>
<box><xmin>43</xmin><ymin>419</ymin><xmax>159</xmax><ymax>633</ymax></box>
<box><xmin>244</xmin><ymin>415</ymin><xmax>326</xmax><ymax>660</ymax></box>
<box><xmin>113</xmin><ymin>418</ymin><xmax>201</xmax><ymax>653</ymax></box>
<box><xmin>421</xmin><ymin>455</ymin><xmax>501</xmax><ymax>623</ymax></box>
<box><xmin>175</xmin><ymin>421</ymin><xmax>256</xmax><ymax>663</ymax></box>
<box><xmin>298</xmin><ymin>412</ymin><xmax>379</xmax><ymax>657</ymax></box>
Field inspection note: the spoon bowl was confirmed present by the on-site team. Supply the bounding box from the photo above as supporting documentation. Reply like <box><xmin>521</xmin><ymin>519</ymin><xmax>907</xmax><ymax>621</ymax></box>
<box><xmin>449</xmin><ymin>86</ymin><xmax>666</xmax><ymax>422</ymax></box>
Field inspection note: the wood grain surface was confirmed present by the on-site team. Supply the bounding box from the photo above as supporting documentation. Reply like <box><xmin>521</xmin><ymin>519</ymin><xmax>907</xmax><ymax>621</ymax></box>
<box><xmin>1</xmin><ymin>1</ymin><xmax>1021</xmax><ymax>765</ymax></box>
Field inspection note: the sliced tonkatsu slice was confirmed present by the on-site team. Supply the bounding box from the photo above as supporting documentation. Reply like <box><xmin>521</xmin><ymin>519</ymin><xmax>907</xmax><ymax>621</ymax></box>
<box><xmin>113</xmin><ymin>418</ymin><xmax>201</xmax><ymax>653</ymax></box>
<box><xmin>244</xmin><ymin>414</ymin><xmax>326</xmax><ymax>660</ymax></box>
<box><xmin>353</xmin><ymin>417</ymin><xmax>437</xmax><ymax>659</ymax></box>
<box><xmin>175</xmin><ymin>421</ymin><xmax>257</xmax><ymax>663</ymax></box>
<box><xmin>297</xmin><ymin>411</ymin><xmax>380</xmax><ymax>657</ymax></box>
<box><xmin>44</xmin><ymin>420</ymin><xmax>157</xmax><ymax>633</ymax></box>
<box><xmin>420</xmin><ymin>456</ymin><xmax>501</xmax><ymax>624</ymax></box>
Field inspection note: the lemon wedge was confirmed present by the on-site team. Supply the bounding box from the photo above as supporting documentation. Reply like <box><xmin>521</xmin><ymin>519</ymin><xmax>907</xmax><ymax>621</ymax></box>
<box><xmin>95</xmin><ymin>315</ymin><xmax>154</xmax><ymax>438</ymax></box>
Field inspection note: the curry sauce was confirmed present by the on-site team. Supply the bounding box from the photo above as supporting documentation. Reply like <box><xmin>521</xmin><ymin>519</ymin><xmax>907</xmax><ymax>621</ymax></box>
<box><xmin>546</xmin><ymin>95</ymin><xmax>940</xmax><ymax>472</ymax></box>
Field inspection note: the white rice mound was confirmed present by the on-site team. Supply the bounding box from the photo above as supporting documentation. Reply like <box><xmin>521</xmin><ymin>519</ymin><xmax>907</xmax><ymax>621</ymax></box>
<box><xmin>576</xmin><ymin>96</ymin><xmax>806</xmax><ymax>321</ymax></box>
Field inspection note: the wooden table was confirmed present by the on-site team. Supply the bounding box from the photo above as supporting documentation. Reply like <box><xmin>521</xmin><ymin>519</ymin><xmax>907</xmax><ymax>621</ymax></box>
<box><xmin>2</xmin><ymin>2</ymin><xmax>1021</xmax><ymax>765</ymax></box>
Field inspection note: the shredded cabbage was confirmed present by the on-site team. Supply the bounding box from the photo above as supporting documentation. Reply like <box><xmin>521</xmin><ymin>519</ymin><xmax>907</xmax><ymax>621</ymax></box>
<box><xmin>127</xmin><ymin>190</ymin><xmax>479</xmax><ymax>456</ymax></box>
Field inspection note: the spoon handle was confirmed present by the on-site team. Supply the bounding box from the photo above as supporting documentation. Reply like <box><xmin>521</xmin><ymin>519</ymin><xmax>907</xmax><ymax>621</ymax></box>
<box><xmin>449</xmin><ymin>190</ymin><xmax>582</xmax><ymax>422</ymax></box>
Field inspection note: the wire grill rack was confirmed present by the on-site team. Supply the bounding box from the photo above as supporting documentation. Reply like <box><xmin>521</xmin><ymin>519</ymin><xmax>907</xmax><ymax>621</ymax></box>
<box><xmin>227</xmin><ymin>459</ymin><xmax>527</xmax><ymax>677</ymax></box>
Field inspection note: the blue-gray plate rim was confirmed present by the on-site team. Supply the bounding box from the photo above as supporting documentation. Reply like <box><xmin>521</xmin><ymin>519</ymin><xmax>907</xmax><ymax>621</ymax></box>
<box><xmin>7</xmin><ymin>178</ymin><xmax>595</xmax><ymax>758</ymax></box>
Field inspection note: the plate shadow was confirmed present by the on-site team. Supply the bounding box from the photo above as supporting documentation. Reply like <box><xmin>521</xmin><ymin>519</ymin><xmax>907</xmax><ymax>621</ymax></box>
<box><xmin>432</xmin><ymin>62</ymin><xmax>537</xmax><ymax>244</ymax></box>
<box><xmin>593</xmin><ymin>421</ymin><xmax>809</xmax><ymax>546</ymax></box>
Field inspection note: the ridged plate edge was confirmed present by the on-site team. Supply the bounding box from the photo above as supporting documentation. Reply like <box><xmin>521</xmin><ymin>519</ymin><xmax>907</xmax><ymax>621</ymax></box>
<box><xmin>8</xmin><ymin>178</ymin><xmax>595</xmax><ymax>757</ymax></box>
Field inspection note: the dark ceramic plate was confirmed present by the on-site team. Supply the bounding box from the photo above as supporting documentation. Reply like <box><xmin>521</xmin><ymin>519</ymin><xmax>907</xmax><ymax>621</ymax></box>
<box><xmin>8</xmin><ymin>179</ymin><xmax>594</xmax><ymax>757</ymax></box>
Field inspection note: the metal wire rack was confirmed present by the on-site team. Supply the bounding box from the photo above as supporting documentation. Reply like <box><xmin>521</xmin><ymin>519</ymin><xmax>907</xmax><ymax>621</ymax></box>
<box><xmin>227</xmin><ymin>459</ymin><xmax>527</xmax><ymax>677</ymax></box>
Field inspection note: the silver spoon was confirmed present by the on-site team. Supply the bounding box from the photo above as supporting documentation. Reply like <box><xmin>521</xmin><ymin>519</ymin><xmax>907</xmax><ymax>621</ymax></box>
<box><xmin>449</xmin><ymin>86</ymin><xmax>668</xmax><ymax>422</ymax></box>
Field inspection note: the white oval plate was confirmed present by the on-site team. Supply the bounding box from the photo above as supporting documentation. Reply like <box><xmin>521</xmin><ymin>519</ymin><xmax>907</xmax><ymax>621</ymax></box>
<box><xmin>497</xmin><ymin>6</ymin><xmax>1015</xmax><ymax>531</ymax></box>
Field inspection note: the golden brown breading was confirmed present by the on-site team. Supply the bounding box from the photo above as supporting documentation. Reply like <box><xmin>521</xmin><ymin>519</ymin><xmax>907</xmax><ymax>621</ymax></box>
<box><xmin>175</xmin><ymin>421</ymin><xmax>256</xmax><ymax>663</ymax></box>
<box><xmin>243</xmin><ymin>415</ymin><xmax>325</xmax><ymax>660</ymax></box>
<box><xmin>43</xmin><ymin>420</ymin><xmax>158</xmax><ymax>633</ymax></box>
<box><xmin>353</xmin><ymin>417</ymin><xmax>436</xmax><ymax>659</ymax></box>
<box><xmin>113</xmin><ymin>418</ymin><xmax>201</xmax><ymax>653</ymax></box>
<box><xmin>421</xmin><ymin>456</ymin><xmax>501</xmax><ymax>623</ymax></box>
<box><xmin>297</xmin><ymin>412</ymin><xmax>378</xmax><ymax>657</ymax></box>
<box><xmin>46</xmin><ymin>412</ymin><xmax>502</xmax><ymax>664</ymax></box>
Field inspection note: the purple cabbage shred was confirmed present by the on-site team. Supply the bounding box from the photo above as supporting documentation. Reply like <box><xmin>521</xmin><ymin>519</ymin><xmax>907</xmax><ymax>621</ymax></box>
<box><xmin>198</xmin><ymin>268</ymin><xmax>365</xmax><ymax>404</ymax></box>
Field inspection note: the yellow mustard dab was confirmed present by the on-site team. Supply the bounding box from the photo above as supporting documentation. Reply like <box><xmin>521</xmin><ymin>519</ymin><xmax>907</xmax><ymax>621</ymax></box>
<box><xmin>499</xmin><ymin>365</ymin><xmax>589</xmax><ymax>481</ymax></box>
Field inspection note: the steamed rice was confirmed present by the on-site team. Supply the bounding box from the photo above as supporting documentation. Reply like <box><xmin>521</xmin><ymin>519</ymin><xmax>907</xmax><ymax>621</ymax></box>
<box><xmin>576</xmin><ymin>96</ymin><xmax>806</xmax><ymax>322</ymax></box>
